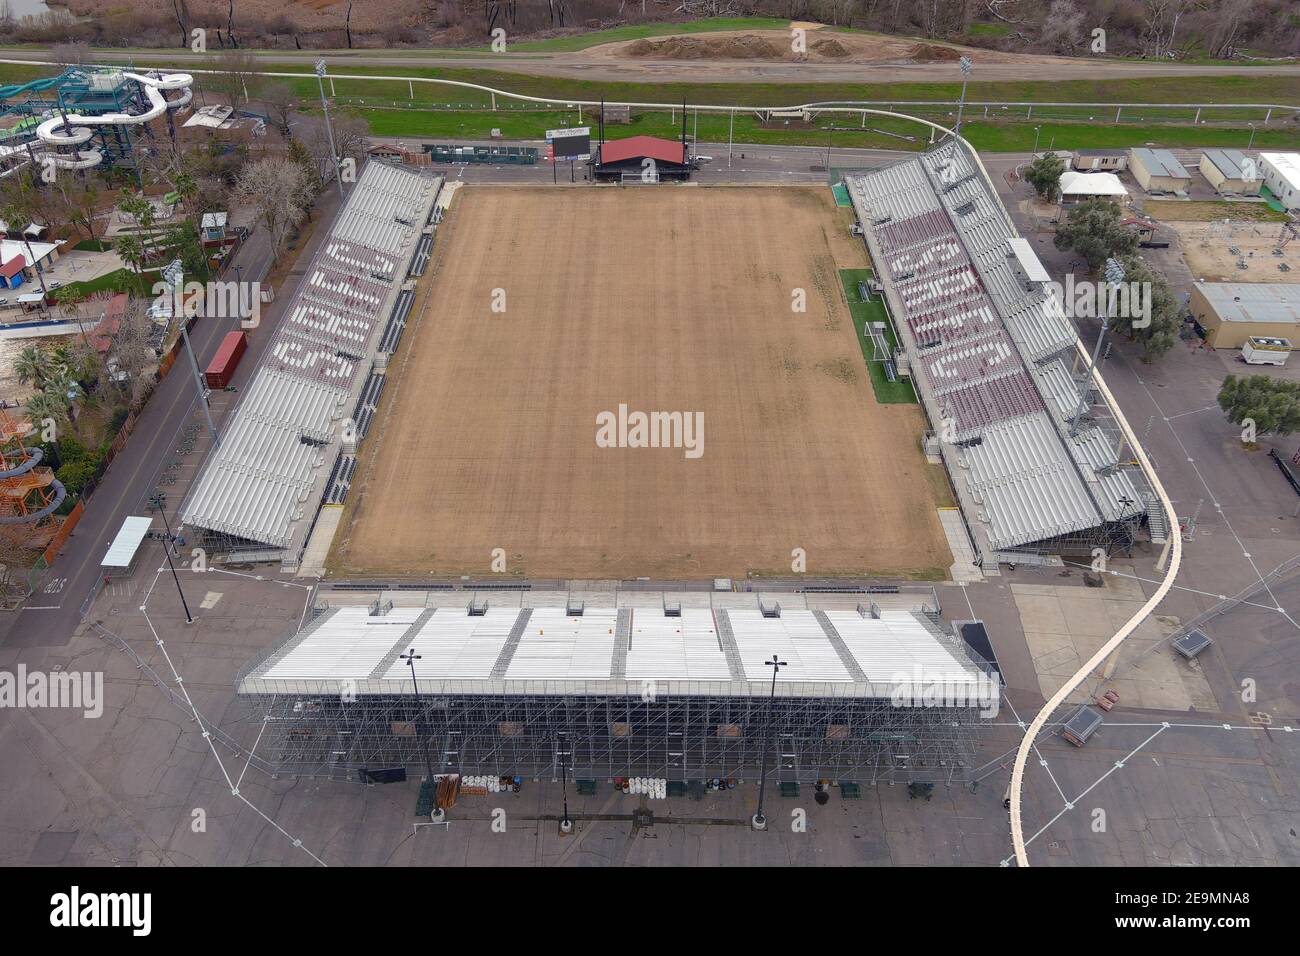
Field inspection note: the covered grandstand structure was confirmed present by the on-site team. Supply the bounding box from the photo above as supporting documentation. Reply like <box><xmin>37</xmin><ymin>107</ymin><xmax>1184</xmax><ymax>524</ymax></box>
<box><xmin>238</xmin><ymin>593</ymin><xmax>998</xmax><ymax>784</ymax></box>
<box><xmin>845</xmin><ymin>140</ymin><xmax>1158</xmax><ymax>565</ymax></box>
<box><xmin>180</xmin><ymin>161</ymin><xmax>443</xmax><ymax>567</ymax></box>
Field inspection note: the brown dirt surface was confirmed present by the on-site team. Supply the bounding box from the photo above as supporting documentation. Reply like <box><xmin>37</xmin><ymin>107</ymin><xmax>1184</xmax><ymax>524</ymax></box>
<box><xmin>329</xmin><ymin>186</ymin><xmax>951</xmax><ymax>581</ymax></box>
<box><xmin>1160</xmin><ymin>218</ymin><xmax>1300</xmax><ymax>281</ymax></box>
<box><xmin>595</xmin><ymin>28</ymin><xmax>1058</xmax><ymax>66</ymax></box>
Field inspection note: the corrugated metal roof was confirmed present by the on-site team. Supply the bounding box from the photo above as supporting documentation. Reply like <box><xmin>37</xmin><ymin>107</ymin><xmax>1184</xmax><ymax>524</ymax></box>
<box><xmin>960</xmin><ymin>414</ymin><xmax>1100</xmax><ymax>549</ymax></box>
<box><xmin>181</xmin><ymin>162</ymin><xmax>442</xmax><ymax>551</ymax></box>
<box><xmin>1130</xmin><ymin>147</ymin><xmax>1191</xmax><ymax>180</ymax></box>
<box><xmin>1202</xmin><ymin>149</ymin><xmax>1255</xmax><ymax>181</ymax></box>
<box><xmin>238</xmin><ymin>604</ymin><xmax>990</xmax><ymax>699</ymax></box>
<box><xmin>101</xmin><ymin>515</ymin><xmax>152</xmax><ymax>568</ymax></box>
<box><xmin>1198</xmin><ymin>282</ymin><xmax>1300</xmax><ymax>325</ymax></box>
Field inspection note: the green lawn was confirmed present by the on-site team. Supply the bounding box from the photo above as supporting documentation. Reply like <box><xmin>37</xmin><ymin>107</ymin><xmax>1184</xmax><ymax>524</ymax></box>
<box><xmin>351</xmin><ymin>103</ymin><xmax>1300</xmax><ymax>153</ymax></box>
<box><xmin>839</xmin><ymin>268</ymin><xmax>916</xmax><ymax>405</ymax></box>
<box><xmin>57</xmin><ymin>268</ymin><xmax>155</xmax><ymax>300</ymax></box>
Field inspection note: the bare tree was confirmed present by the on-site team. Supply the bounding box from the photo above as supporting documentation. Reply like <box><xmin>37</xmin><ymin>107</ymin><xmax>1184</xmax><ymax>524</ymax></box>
<box><xmin>233</xmin><ymin>156</ymin><xmax>313</xmax><ymax>262</ymax></box>
<box><xmin>204</xmin><ymin>48</ymin><xmax>262</xmax><ymax>108</ymax></box>
<box><xmin>49</xmin><ymin>41</ymin><xmax>91</xmax><ymax>68</ymax></box>
<box><xmin>1041</xmin><ymin>0</ymin><xmax>1086</xmax><ymax>54</ymax></box>
<box><xmin>1141</xmin><ymin>0</ymin><xmax>1192</xmax><ymax>59</ymax></box>
<box><xmin>261</xmin><ymin>82</ymin><xmax>298</xmax><ymax>136</ymax></box>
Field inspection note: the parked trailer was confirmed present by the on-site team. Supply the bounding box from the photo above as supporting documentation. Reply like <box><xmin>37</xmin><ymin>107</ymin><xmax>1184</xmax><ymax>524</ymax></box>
<box><xmin>204</xmin><ymin>330</ymin><xmax>247</xmax><ymax>388</ymax></box>
<box><xmin>1242</xmin><ymin>336</ymin><xmax>1291</xmax><ymax>366</ymax></box>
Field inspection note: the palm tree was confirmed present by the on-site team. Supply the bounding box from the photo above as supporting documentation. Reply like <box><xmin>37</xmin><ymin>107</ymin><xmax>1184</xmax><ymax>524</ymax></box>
<box><xmin>13</xmin><ymin>345</ymin><xmax>52</xmax><ymax>390</ymax></box>
<box><xmin>114</xmin><ymin>233</ymin><xmax>145</xmax><ymax>276</ymax></box>
<box><xmin>23</xmin><ymin>391</ymin><xmax>69</xmax><ymax>430</ymax></box>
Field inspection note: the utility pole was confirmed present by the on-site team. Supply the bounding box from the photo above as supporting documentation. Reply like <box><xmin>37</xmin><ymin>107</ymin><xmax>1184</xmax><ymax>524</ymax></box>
<box><xmin>727</xmin><ymin>109</ymin><xmax>734</xmax><ymax>169</ymax></box>
<box><xmin>315</xmin><ymin>59</ymin><xmax>344</xmax><ymax>201</ymax></box>
<box><xmin>164</xmin><ymin>260</ymin><xmax>219</xmax><ymax>448</ymax></box>
<box><xmin>148</xmin><ymin>492</ymin><xmax>192</xmax><ymax>624</ymax></box>
<box><xmin>751</xmin><ymin>653</ymin><xmax>787</xmax><ymax>831</ymax></box>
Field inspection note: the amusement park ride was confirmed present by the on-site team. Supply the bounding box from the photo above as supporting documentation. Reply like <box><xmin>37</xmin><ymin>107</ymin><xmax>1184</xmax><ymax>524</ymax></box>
<box><xmin>0</xmin><ymin>409</ymin><xmax>66</xmax><ymax>552</ymax></box>
<box><xmin>0</xmin><ymin>66</ymin><xmax>195</xmax><ymax>178</ymax></box>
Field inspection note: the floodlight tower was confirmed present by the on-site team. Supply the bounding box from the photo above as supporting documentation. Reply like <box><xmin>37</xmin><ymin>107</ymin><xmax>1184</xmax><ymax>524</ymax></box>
<box><xmin>954</xmin><ymin>56</ymin><xmax>973</xmax><ymax>136</ymax></box>
<box><xmin>751</xmin><ymin>653</ymin><xmax>788</xmax><ymax>831</ymax></box>
<box><xmin>1070</xmin><ymin>257</ymin><xmax>1126</xmax><ymax>436</ymax></box>
<box><xmin>315</xmin><ymin>59</ymin><xmax>344</xmax><ymax>201</ymax></box>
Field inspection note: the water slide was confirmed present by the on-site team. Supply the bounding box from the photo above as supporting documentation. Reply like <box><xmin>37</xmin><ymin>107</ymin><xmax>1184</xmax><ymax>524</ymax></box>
<box><xmin>30</xmin><ymin>71</ymin><xmax>194</xmax><ymax>171</ymax></box>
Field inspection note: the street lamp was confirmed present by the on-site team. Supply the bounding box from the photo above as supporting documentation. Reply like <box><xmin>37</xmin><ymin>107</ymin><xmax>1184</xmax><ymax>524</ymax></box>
<box><xmin>954</xmin><ymin>56</ymin><xmax>973</xmax><ymax>136</ymax></box>
<box><xmin>751</xmin><ymin>653</ymin><xmax>787</xmax><ymax>831</ymax></box>
<box><xmin>1032</xmin><ymin>125</ymin><xmax>1042</xmax><ymax>156</ymax></box>
<box><xmin>164</xmin><ymin>259</ymin><xmax>219</xmax><ymax>448</ymax></box>
<box><xmin>1071</xmin><ymin>257</ymin><xmax>1125</xmax><ymax>435</ymax></box>
<box><xmin>400</xmin><ymin>647</ymin><xmax>443</xmax><ymax>822</ymax></box>
<box><xmin>148</xmin><ymin>492</ymin><xmax>192</xmax><ymax>624</ymax></box>
<box><xmin>1247</xmin><ymin>123</ymin><xmax>1257</xmax><ymax>150</ymax></box>
<box><xmin>556</xmin><ymin>732</ymin><xmax>573</xmax><ymax>834</ymax></box>
<box><xmin>315</xmin><ymin>59</ymin><xmax>345</xmax><ymax>202</ymax></box>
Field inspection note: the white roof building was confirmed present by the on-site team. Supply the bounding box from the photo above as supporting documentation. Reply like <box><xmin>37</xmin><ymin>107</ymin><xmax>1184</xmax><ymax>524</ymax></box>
<box><xmin>238</xmin><ymin>604</ymin><xmax>991</xmax><ymax>700</ymax></box>
<box><xmin>1059</xmin><ymin>170</ymin><xmax>1128</xmax><ymax>199</ymax></box>
<box><xmin>1259</xmin><ymin>152</ymin><xmax>1300</xmax><ymax>210</ymax></box>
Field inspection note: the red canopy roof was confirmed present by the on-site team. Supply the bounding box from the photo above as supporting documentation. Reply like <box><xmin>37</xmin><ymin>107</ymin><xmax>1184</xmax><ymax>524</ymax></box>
<box><xmin>0</xmin><ymin>253</ymin><xmax>26</xmax><ymax>279</ymax></box>
<box><xmin>599</xmin><ymin>136</ymin><xmax>686</xmax><ymax>166</ymax></box>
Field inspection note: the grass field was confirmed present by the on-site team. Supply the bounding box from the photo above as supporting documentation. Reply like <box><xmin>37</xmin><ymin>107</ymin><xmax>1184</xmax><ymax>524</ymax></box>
<box><xmin>329</xmin><ymin>186</ymin><xmax>950</xmax><ymax>580</ymax></box>
<box><xmin>838</xmin><ymin>268</ymin><xmax>916</xmax><ymax>404</ymax></box>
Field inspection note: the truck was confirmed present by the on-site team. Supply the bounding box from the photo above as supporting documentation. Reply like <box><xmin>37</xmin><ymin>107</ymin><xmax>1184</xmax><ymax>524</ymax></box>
<box><xmin>1242</xmin><ymin>336</ymin><xmax>1291</xmax><ymax>366</ymax></box>
<box><xmin>204</xmin><ymin>330</ymin><xmax>247</xmax><ymax>388</ymax></box>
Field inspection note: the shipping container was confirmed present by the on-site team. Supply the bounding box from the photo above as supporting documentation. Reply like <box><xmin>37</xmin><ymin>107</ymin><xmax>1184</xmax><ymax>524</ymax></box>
<box><xmin>204</xmin><ymin>330</ymin><xmax>247</xmax><ymax>388</ymax></box>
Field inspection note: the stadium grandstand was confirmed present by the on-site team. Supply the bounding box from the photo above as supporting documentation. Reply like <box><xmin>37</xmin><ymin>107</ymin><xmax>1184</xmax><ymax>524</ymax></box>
<box><xmin>237</xmin><ymin>591</ymin><xmax>999</xmax><ymax>784</ymax></box>
<box><xmin>180</xmin><ymin>161</ymin><xmax>443</xmax><ymax>567</ymax></box>
<box><xmin>845</xmin><ymin>140</ymin><xmax>1158</xmax><ymax>566</ymax></box>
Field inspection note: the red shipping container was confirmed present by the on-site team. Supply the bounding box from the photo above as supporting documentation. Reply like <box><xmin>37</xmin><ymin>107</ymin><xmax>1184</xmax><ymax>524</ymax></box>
<box><xmin>204</xmin><ymin>331</ymin><xmax>247</xmax><ymax>388</ymax></box>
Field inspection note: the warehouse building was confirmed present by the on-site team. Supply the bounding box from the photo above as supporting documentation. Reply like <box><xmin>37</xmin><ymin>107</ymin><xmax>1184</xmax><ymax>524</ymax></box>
<box><xmin>1199</xmin><ymin>149</ymin><xmax>1262</xmax><ymax>196</ymax></box>
<box><xmin>1259</xmin><ymin>152</ymin><xmax>1300</xmax><ymax>211</ymax></box>
<box><xmin>1128</xmin><ymin>147</ymin><xmax>1192</xmax><ymax>193</ymax></box>
<box><xmin>237</xmin><ymin>591</ymin><xmax>998</xmax><ymax>785</ymax></box>
<box><xmin>1190</xmin><ymin>282</ymin><xmax>1300</xmax><ymax>349</ymax></box>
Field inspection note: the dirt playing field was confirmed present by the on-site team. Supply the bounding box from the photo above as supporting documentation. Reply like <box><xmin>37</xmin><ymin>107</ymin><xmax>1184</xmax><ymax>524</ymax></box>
<box><xmin>329</xmin><ymin>185</ymin><xmax>951</xmax><ymax>580</ymax></box>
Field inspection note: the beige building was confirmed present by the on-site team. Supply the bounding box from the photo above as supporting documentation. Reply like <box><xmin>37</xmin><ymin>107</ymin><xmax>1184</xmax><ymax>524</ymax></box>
<box><xmin>1128</xmin><ymin>148</ymin><xmax>1192</xmax><ymax>193</ymax></box>
<box><xmin>1071</xmin><ymin>149</ymin><xmax>1128</xmax><ymax>172</ymax></box>
<box><xmin>1190</xmin><ymin>282</ymin><xmax>1300</xmax><ymax>349</ymax></box>
<box><xmin>1199</xmin><ymin>149</ymin><xmax>1261</xmax><ymax>195</ymax></box>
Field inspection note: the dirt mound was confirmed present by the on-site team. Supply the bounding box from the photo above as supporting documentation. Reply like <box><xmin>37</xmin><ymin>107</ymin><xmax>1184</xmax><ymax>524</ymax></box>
<box><xmin>810</xmin><ymin>36</ymin><xmax>850</xmax><ymax>58</ymax></box>
<box><xmin>909</xmin><ymin>43</ymin><xmax>963</xmax><ymax>62</ymax></box>
<box><xmin>624</xmin><ymin>35</ymin><xmax>785</xmax><ymax>60</ymax></box>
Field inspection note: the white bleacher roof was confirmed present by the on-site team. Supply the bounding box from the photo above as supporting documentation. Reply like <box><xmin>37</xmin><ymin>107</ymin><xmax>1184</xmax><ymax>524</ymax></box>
<box><xmin>239</xmin><ymin>605</ymin><xmax>990</xmax><ymax>700</ymax></box>
<box><xmin>845</xmin><ymin>139</ymin><xmax>1150</xmax><ymax>551</ymax></box>
<box><xmin>181</xmin><ymin>163</ymin><xmax>442</xmax><ymax>551</ymax></box>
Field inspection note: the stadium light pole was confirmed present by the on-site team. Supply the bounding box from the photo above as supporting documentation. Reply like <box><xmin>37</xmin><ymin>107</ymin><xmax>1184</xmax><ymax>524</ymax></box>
<box><xmin>556</xmin><ymin>732</ymin><xmax>573</xmax><ymax>834</ymax></box>
<box><xmin>148</xmin><ymin>492</ymin><xmax>192</xmax><ymax>624</ymax></box>
<box><xmin>727</xmin><ymin>109</ymin><xmax>734</xmax><ymax>169</ymax></box>
<box><xmin>1071</xmin><ymin>257</ymin><xmax>1125</xmax><ymax>436</ymax></box>
<box><xmin>164</xmin><ymin>259</ymin><xmax>219</xmax><ymax>449</ymax></box>
<box><xmin>751</xmin><ymin>653</ymin><xmax>787</xmax><ymax>831</ymax></box>
<box><xmin>400</xmin><ymin>647</ymin><xmax>443</xmax><ymax>822</ymax></box>
<box><xmin>955</xmin><ymin>56</ymin><xmax>973</xmax><ymax>136</ymax></box>
<box><xmin>315</xmin><ymin>59</ymin><xmax>345</xmax><ymax>202</ymax></box>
